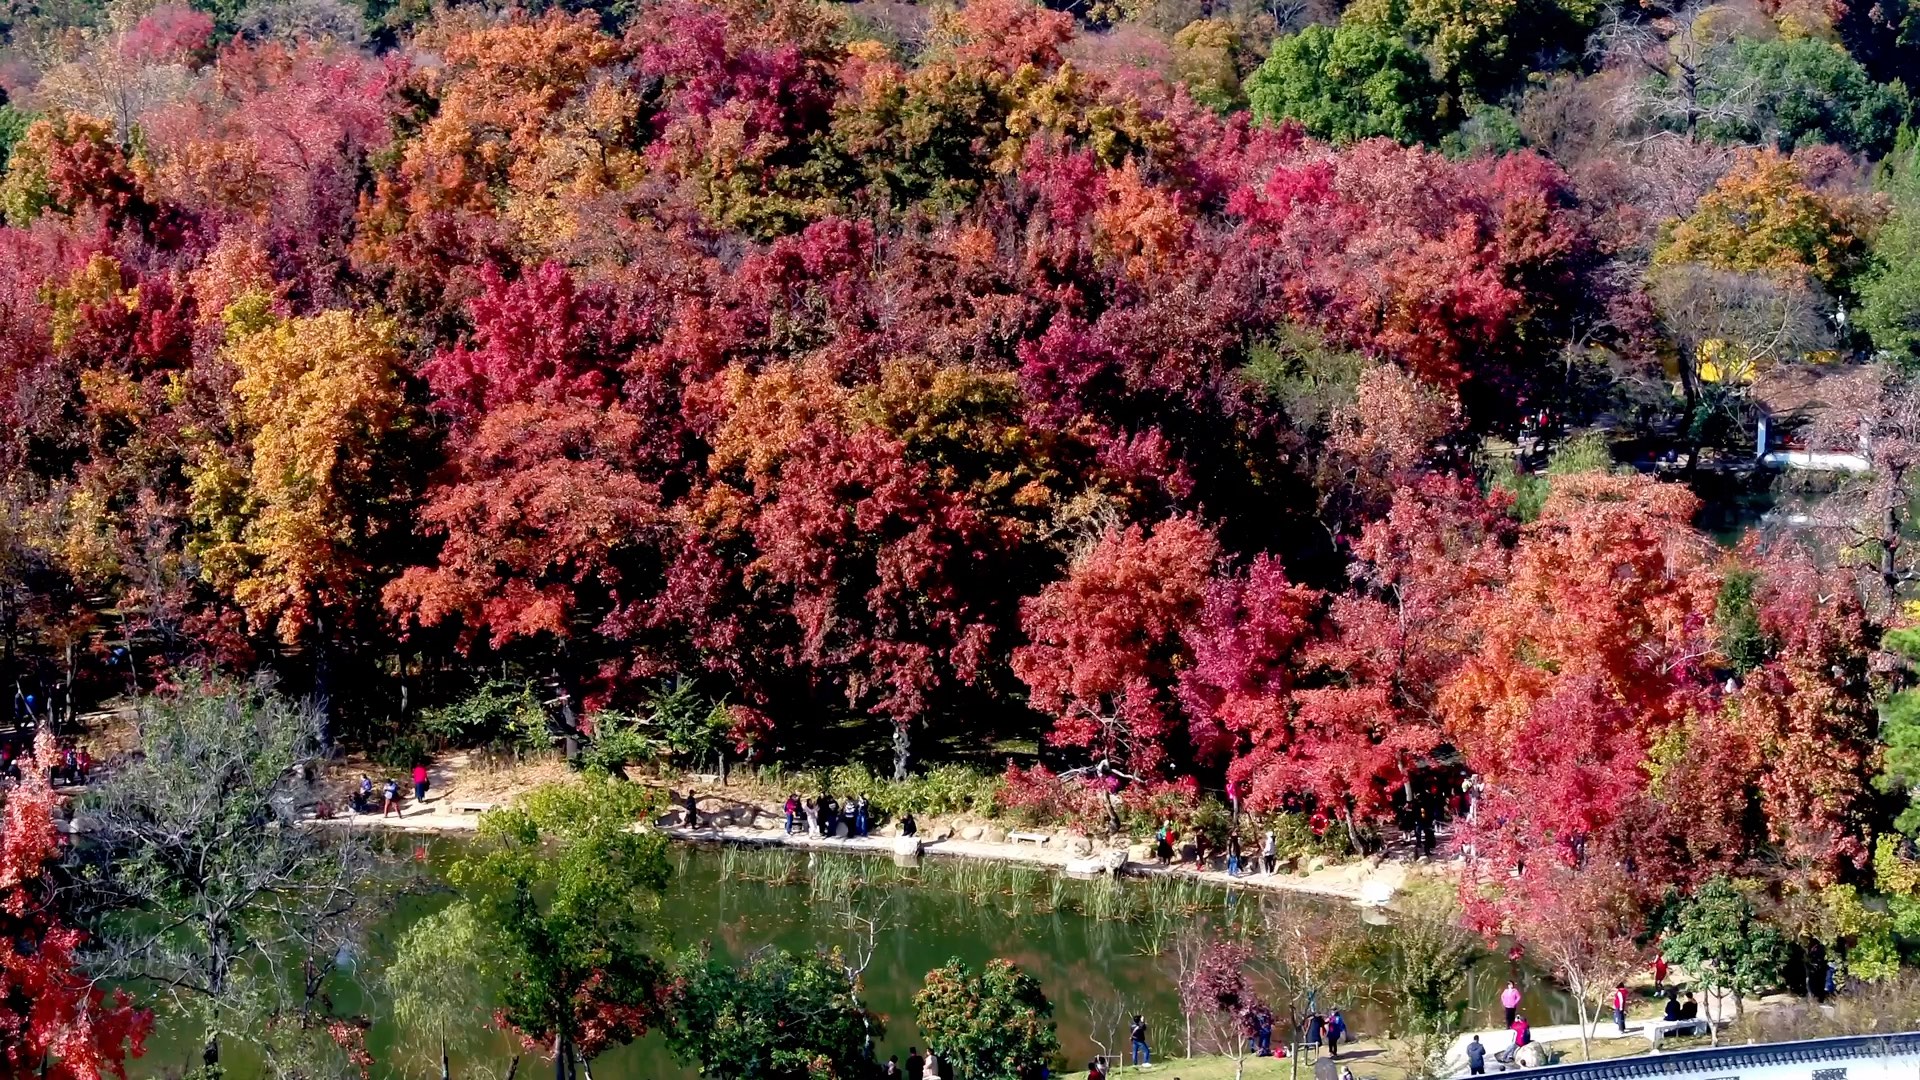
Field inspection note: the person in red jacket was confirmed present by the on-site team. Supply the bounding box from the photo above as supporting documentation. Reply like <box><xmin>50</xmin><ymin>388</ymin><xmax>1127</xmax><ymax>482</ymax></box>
<box><xmin>1611</xmin><ymin>983</ymin><xmax>1629</xmax><ymax>1033</ymax></box>
<box><xmin>412</xmin><ymin>762</ymin><xmax>430</xmax><ymax>804</ymax></box>
<box><xmin>1510</xmin><ymin>1015</ymin><xmax>1531</xmax><ymax>1050</ymax></box>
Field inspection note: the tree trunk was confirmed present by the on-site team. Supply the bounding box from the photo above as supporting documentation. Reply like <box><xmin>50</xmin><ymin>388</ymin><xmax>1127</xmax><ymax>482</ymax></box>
<box><xmin>442</xmin><ymin>1040</ymin><xmax>452</xmax><ymax>1080</ymax></box>
<box><xmin>312</xmin><ymin>608</ymin><xmax>333</xmax><ymax>751</ymax></box>
<box><xmin>893</xmin><ymin>720</ymin><xmax>910</xmax><ymax>782</ymax></box>
<box><xmin>1569</xmin><ymin>973</ymin><xmax>1592</xmax><ymax>1062</ymax></box>
<box><xmin>505</xmin><ymin>1057</ymin><xmax>520</xmax><ymax>1080</ymax></box>
<box><xmin>550</xmin><ymin>670</ymin><xmax>581</xmax><ymax>763</ymax></box>
<box><xmin>1882</xmin><ymin>484</ymin><xmax>1904</xmax><ymax>608</ymax></box>
<box><xmin>61</xmin><ymin>638</ymin><xmax>73</xmax><ymax>733</ymax></box>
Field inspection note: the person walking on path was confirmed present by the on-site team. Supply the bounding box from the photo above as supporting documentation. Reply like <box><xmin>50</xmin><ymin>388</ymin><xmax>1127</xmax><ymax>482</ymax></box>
<box><xmin>381</xmin><ymin>779</ymin><xmax>401</xmax><ymax>818</ymax></box>
<box><xmin>1466</xmin><ymin>1036</ymin><xmax>1486</xmax><ymax>1076</ymax></box>
<box><xmin>785</xmin><ymin>794</ymin><xmax>799</xmax><ymax>834</ymax></box>
<box><xmin>1611</xmin><ymin>983</ymin><xmax>1629</xmax><ymax>1034</ymax></box>
<box><xmin>1262</xmin><ymin>829</ymin><xmax>1277</xmax><ymax>874</ymax></box>
<box><xmin>1226</xmin><ymin>832</ymin><xmax>1243</xmax><ymax>877</ymax></box>
<box><xmin>854</xmin><ymin>794</ymin><xmax>869</xmax><ymax>837</ymax></box>
<box><xmin>684</xmin><ymin>789</ymin><xmax>699</xmax><ymax>828</ymax></box>
<box><xmin>804</xmin><ymin>798</ymin><xmax>820</xmax><ymax>836</ymax></box>
<box><xmin>412</xmin><ymin>763</ymin><xmax>430</xmax><ymax>804</ymax></box>
<box><xmin>1130</xmin><ymin>1015</ymin><xmax>1151</xmax><ymax>1066</ymax></box>
<box><xmin>1500</xmin><ymin>982</ymin><xmax>1521</xmax><ymax>1027</ymax></box>
<box><xmin>1305</xmin><ymin>1012</ymin><xmax>1324</xmax><ymax>1050</ymax></box>
<box><xmin>1652</xmin><ymin>953</ymin><xmax>1668</xmax><ymax>988</ymax></box>
<box><xmin>1326</xmin><ymin>1011</ymin><xmax>1346</xmax><ymax>1059</ymax></box>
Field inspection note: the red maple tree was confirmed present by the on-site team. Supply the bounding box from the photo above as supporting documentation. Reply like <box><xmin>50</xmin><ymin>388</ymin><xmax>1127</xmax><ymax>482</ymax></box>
<box><xmin>1</xmin><ymin>734</ymin><xmax>151</xmax><ymax>1080</ymax></box>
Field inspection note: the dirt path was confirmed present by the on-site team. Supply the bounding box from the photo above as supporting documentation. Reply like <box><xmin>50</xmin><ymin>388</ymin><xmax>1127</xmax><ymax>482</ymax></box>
<box><xmin>305</xmin><ymin>782</ymin><xmax>1416</xmax><ymax>904</ymax></box>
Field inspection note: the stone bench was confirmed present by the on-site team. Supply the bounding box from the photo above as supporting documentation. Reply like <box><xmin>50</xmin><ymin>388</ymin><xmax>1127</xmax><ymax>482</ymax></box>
<box><xmin>1008</xmin><ymin>831</ymin><xmax>1050</xmax><ymax>845</ymax></box>
<box><xmin>452</xmin><ymin>801</ymin><xmax>494</xmax><ymax>814</ymax></box>
<box><xmin>1643</xmin><ymin>1019</ymin><xmax>1707</xmax><ymax>1047</ymax></box>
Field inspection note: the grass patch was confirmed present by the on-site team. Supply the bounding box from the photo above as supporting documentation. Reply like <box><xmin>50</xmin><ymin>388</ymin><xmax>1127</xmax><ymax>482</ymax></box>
<box><xmin>1058</xmin><ymin>1042</ymin><xmax>1417</xmax><ymax>1080</ymax></box>
<box><xmin>1539</xmin><ymin>1036</ymin><xmax>1653</xmax><ymax>1064</ymax></box>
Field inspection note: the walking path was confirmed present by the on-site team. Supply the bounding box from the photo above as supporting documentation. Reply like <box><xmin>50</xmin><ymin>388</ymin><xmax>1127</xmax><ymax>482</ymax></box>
<box><xmin>1444</xmin><ymin>1020</ymin><xmax>1648</xmax><ymax>1076</ymax></box>
<box><xmin>305</xmin><ymin>795</ymin><xmax>1415</xmax><ymax>904</ymax></box>
<box><xmin>1443</xmin><ymin>998</ymin><xmax>1798</xmax><ymax>1079</ymax></box>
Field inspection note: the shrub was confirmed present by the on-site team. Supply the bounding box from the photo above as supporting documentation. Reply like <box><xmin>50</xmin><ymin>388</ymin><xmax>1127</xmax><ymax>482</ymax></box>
<box><xmin>791</xmin><ymin>762</ymin><xmax>1004</xmax><ymax>821</ymax></box>
<box><xmin>914</xmin><ymin>958</ymin><xmax>1059</xmax><ymax>1080</ymax></box>
<box><xmin>581</xmin><ymin>679</ymin><xmax>732</xmax><ymax>778</ymax></box>
<box><xmin>580</xmin><ymin>711</ymin><xmax>665</xmax><ymax>779</ymax></box>
<box><xmin>417</xmin><ymin>680</ymin><xmax>551</xmax><ymax>752</ymax></box>
<box><xmin>1119</xmin><ymin>776</ymin><xmax>1203</xmax><ymax>837</ymax></box>
<box><xmin>376</xmin><ymin>733</ymin><xmax>431</xmax><ymax>771</ymax></box>
<box><xmin>996</xmin><ymin>763</ymin><xmax>1111</xmax><ymax>831</ymax></box>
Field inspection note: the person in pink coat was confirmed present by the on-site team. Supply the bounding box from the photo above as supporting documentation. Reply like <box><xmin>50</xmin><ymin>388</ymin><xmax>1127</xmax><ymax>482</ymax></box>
<box><xmin>1501</xmin><ymin>982</ymin><xmax>1522</xmax><ymax>1027</ymax></box>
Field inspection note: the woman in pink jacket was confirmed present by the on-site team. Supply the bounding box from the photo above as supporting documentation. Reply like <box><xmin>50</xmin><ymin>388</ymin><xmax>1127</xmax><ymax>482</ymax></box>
<box><xmin>1501</xmin><ymin>982</ymin><xmax>1522</xmax><ymax>1027</ymax></box>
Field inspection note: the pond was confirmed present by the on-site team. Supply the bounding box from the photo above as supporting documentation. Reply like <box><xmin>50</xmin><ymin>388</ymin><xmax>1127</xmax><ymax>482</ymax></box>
<box><xmin>132</xmin><ymin>842</ymin><xmax>1577</xmax><ymax>1080</ymax></box>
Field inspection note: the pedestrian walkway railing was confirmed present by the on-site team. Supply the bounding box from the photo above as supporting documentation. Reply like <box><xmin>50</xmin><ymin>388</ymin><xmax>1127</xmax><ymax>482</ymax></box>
<box><xmin>1512</xmin><ymin>1032</ymin><xmax>1920</xmax><ymax>1080</ymax></box>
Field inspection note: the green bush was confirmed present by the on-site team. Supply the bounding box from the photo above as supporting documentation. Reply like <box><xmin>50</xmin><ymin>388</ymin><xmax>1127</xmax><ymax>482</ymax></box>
<box><xmin>580</xmin><ymin>711</ymin><xmax>666</xmax><ymax>778</ymax></box>
<box><xmin>376</xmin><ymin>733</ymin><xmax>431</xmax><ymax>771</ymax></box>
<box><xmin>581</xmin><ymin>679</ymin><xmax>731</xmax><ymax>778</ymax></box>
<box><xmin>1246</xmin><ymin>21</ymin><xmax>1445</xmax><ymax>145</ymax></box>
<box><xmin>418</xmin><ymin>680</ymin><xmax>551</xmax><ymax>751</ymax></box>
<box><xmin>775</xmin><ymin>763</ymin><xmax>1003</xmax><ymax>822</ymax></box>
<box><xmin>1249</xmin><ymin>811</ymin><xmax>1349</xmax><ymax>859</ymax></box>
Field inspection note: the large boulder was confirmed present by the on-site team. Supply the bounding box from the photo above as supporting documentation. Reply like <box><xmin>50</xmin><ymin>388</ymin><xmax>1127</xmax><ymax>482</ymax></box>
<box><xmin>981</xmin><ymin>824</ymin><xmax>1008</xmax><ymax>843</ymax></box>
<box><xmin>894</xmin><ymin>835</ymin><xmax>924</xmax><ymax>857</ymax></box>
<box><xmin>1514</xmin><ymin>1044</ymin><xmax>1549</xmax><ymax>1069</ymax></box>
<box><xmin>960</xmin><ymin>825</ymin><xmax>985</xmax><ymax>841</ymax></box>
<box><xmin>1066</xmin><ymin>835</ymin><xmax>1094</xmax><ymax>856</ymax></box>
<box><xmin>1065</xmin><ymin>850</ymin><xmax>1128</xmax><ymax>879</ymax></box>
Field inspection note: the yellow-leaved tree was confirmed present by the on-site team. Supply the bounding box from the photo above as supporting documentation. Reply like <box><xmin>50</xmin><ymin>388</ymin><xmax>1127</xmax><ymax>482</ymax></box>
<box><xmin>189</xmin><ymin>294</ymin><xmax>411</xmax><ymax>661</ymax></box>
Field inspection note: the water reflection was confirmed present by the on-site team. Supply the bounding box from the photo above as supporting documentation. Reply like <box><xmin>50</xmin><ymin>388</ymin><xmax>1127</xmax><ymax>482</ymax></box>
<box><xmin>135</xmin><ymin>842</ymin><xmax>1575</xmax><ymax>1080</ymax></box>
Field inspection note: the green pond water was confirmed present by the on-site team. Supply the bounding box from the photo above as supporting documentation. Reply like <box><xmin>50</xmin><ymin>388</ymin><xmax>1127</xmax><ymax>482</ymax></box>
<box><xmin>133</xmin><ymin>842</ymin><xmax>1576</xmax><ymax>1080</ymax></box>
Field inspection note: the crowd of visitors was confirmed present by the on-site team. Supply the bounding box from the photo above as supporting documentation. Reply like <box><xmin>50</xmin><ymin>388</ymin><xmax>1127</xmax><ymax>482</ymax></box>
<box><xmin>781</xmin><ymin>791</ymin><xmax>877</xmax><ymax>838</ymax></box>
<box><xmin>349</xmin><ymin>764</ymin><xmax>431</xmax><ymax>816</ymax></box>
<box><xmin>0</xmin><ymin>737</ymin><xmax>90</xmax><ymax>788</ymax></box>
<box><xmin>1070</xmin><ymin>1006</ymin><xmax>1365</xmax><ymax>1080</ymax></box>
